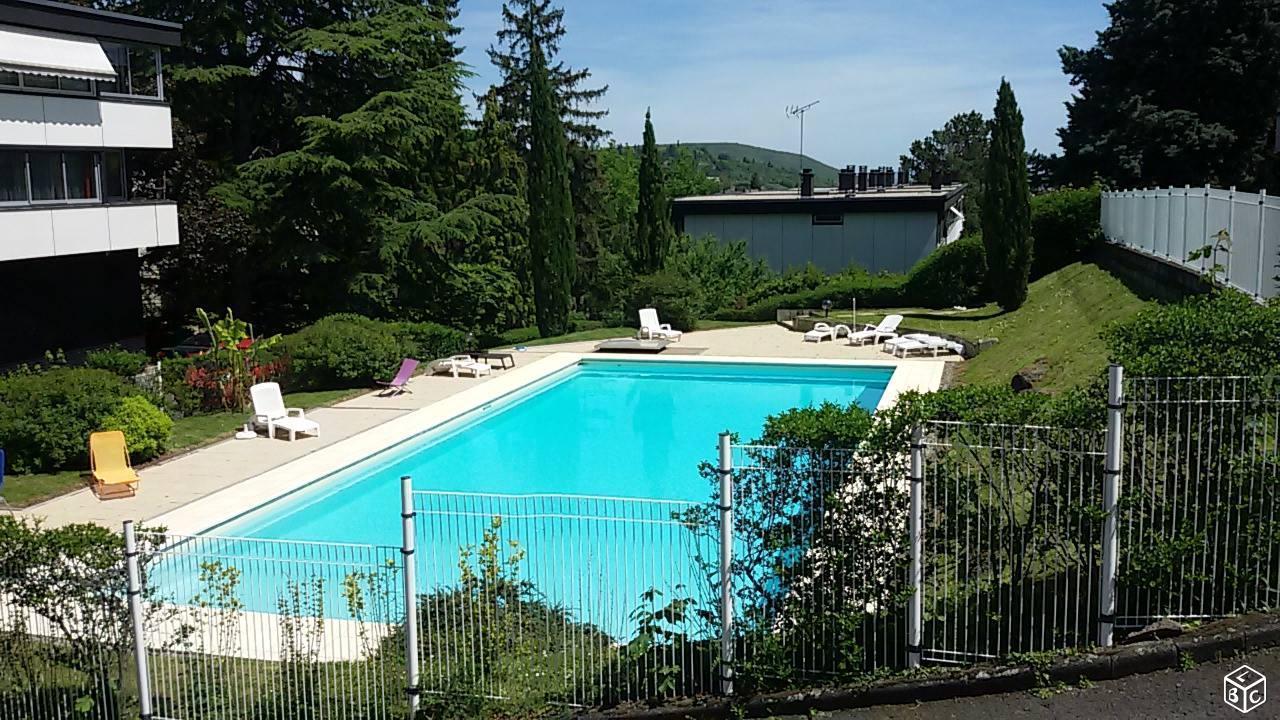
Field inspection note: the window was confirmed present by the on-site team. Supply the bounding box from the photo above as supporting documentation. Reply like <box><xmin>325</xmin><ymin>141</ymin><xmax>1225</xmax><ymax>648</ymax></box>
<box><xmin>103</xmin><ymin>151</ymin><xmax>126</xmax><ymax>201</ymax></box>
<box><xmin>28</xmin><ymin>152</ymin><xmax>65</xmax><ymax>201</ymax></box>
<box><xmin>64</xmin><ymin>153</ymin><xmax>97</xmax><ymax>200</ymax></box>
<box><xmin>21</xmin><ymin>73</ymin><xmax>58</xmax><ymax>90</ymax></box>
<box><xmin>58</xmin><ymin>76</ymin><xmax>91</xmax><ymax>92</ymax></box>
<box><xmin>812</xmin><ymin>213</ymin><xmax>844</xmax><ymax>226</ymax></box>
<box><xmin>0</xmin><ymin>151</ymin><xmax>26</xmax><ymax>203</ymax></box>
<box><xmin>0</xmin><ymin>70</ymin><xmax>17</xmax><ymax>87</ymax></box>
<box><xmin>99</xmin><ymin>43</ymin><xmax>128</xmax><ymax>94</ymax></box>
<box><xmin>98</xmin><ymin>42</ymin><xmax>162</xmax><ymax>98</ymax></box>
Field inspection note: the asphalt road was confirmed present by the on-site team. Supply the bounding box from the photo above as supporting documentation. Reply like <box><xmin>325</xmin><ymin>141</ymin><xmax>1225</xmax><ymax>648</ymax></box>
<box><xmin>789</xmin><ymin>647</ymin><xmax>1280</xmax><ymax>719</ymax></box>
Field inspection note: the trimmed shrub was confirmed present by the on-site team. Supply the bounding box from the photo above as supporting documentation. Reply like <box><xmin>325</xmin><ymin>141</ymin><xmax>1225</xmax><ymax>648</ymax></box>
<box><xmin>1104</xmin><ymin>290</ymin><xmax>1280</xmax><ymax>376</ymax></box>
<box><xmin>84</xmin><ymin>345</ymin><xmax>148</xmax><ymax>378</ymax></box>
<box><xmin>0</xmin><ymin>368</ymin><xmax>139</xmax><ymax>474</ymax></box>
<box><xmin>1030</xmin><ymin>185</ymin><xmax>1102</xmax><ymax>278</ymax></box>
<box><xmin>715</xmin><ymin>268</ymin><xmax>907</xmax><ymax>322</ymax></box>
<box><xmin>282</xmin><ymin>314</ymin><xmax>406</xmax><ymax>390</ymax></box>
<box><xmin>98</xmin><ymin>395</ymin><xmax>172</xmax><ymax>462</ymax></box>
<box><xmin>394</xmin><ymin>321</ymin><xmax>468</xmax><ymax>359</ymax></box>
<box><xmin>902</xmin><ymin>234</ymin><xmax>988</xmax><ymax>308</ymax></box>
<box><xmin>626</xmin><ymin>271</ymin><xmax>702</xmax><ymax>332</ymax></box>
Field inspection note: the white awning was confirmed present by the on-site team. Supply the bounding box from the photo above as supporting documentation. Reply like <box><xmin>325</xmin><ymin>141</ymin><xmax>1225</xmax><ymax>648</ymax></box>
<box><xmin>0</xmin><ymin>24</ymin><xmax>118</xmax><ymax>82</ymax></box>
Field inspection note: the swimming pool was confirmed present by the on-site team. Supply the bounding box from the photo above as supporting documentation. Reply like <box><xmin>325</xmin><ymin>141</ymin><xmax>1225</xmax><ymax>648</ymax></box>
<box><xmin>214</xmin><ymin>359</ymin><xmax>892</xmax><ymax>542</ymax></box>
<box><xmin>166</xmin><ymin>359</ymin><xmax>893</xmax><ymax>635</ymax></box>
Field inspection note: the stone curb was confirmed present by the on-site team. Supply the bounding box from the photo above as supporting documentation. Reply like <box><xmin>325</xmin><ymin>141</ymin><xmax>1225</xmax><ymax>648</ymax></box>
<box><xmin>579</xmin><ymin>613</ymin><xmax>1280</xmax><ymax>720</ymax></box>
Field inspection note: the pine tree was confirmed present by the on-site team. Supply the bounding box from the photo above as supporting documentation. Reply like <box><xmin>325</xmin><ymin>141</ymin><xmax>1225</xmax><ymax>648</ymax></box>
<box><xmin>487</xmin><ymin>0</ymin><xmax>609</xmax><ymax>149</ymax></box>
<box><xmin>982</xmin><ymin>79</ymin><xmax>1032</xmax><ymax>311</ymax></box>
<box><xmin>526</xmin><ymin>41</ymin><xmax>576</xmax><ymax>336</ymax></box>
<box><xmin>635</xmin><ymin>109</ymin><xmax>673</xmax><ymax>272</ymax></box>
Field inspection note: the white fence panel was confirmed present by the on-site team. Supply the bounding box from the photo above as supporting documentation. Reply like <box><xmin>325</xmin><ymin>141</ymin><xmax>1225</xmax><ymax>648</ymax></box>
<box><xmin>1102</xmin><ymin>185</ymin><xmax>1279</xmax><ymax>299</ymax></box>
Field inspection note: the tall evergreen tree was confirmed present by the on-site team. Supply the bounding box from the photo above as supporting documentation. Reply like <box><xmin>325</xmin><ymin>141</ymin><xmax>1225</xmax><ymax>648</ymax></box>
<box><xmin>982</xmin><ymin>79</ymin><xmax>1033</xmax><ymax>311</ymax></box>
<box><xmin>635</xmin><ymin>109</ymin><xmax>674</xmax><ymax>272</ymax></box>
<box><xmin>526</xmin><ymin>42</ymin><xmax>576</xmax><ymax>336</ymax></box>
<box><xmin>1058</xmin><ymin>0</ymin><xmax>1280</xmax><ymax>188</ymax></box>
<box><xmin>487</xmin><ymin>0</ymin><xmax>609</xmax><ymax>148</ymax></box>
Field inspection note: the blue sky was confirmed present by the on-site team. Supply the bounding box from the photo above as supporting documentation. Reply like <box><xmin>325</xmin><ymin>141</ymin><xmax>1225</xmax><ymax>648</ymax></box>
<box><xmin>455</xmin><ymin>0</ymin><xmax>1109</xmax><ymax>166</ymax></box>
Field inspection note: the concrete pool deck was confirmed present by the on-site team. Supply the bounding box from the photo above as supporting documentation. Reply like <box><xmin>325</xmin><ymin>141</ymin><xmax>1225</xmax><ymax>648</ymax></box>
<box><xmin>20</xmin><ymin>323</ymin><xmax>954</xmax><ymax>531</ymax></box>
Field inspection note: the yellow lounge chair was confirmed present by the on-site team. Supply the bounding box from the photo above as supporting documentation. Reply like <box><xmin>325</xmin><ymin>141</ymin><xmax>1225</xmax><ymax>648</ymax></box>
<box><xmin>89</xmin><ymin>430</ymin><xmax>140</xmax><ymax>496</ymax></box>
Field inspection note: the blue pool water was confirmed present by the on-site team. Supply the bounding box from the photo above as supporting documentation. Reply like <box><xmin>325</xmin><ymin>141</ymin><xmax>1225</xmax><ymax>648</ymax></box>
<box><xmin>181</xmin><ymin>360</ymin><xmax>893</xmax><ymax>632</ymax></box>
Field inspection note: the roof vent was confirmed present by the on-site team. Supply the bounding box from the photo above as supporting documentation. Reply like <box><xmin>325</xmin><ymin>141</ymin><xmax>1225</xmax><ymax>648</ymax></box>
<box><xmin>800</xmin><ymin>168</ymin><xmax>814</xmax><ymax>197</ymax></box>
<box><xmin>838</xmin><ymin>165</ymin><xmax>855</xmax><ymax>192</ymax></box>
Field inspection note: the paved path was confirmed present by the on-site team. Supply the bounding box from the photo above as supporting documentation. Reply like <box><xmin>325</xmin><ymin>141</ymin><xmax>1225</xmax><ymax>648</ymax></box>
<box><xmin>21</xmin><ymin>323</ymin><xmax>952</xmax><ymax>529</ymax></box>
<box><xmin>798</xmin><ymin>647</ymin><xmax>1280</xmax><ymax>719</ymax></box>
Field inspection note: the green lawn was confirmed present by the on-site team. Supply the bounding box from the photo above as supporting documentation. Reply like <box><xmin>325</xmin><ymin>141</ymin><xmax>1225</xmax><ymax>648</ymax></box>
<box><xmin>491</xmin><ymin>320</ymin><xmax>763</xmax><ymax>348</ymax></box>
<box><xmin>5</xmin><ymin>388</ymin><xmax>364</xmax><ymax>508</ymax></box>
<box><xmin>827</xmin><ymin>262</ymin><xmax>1151</xmax><ymax>391</ymax></box>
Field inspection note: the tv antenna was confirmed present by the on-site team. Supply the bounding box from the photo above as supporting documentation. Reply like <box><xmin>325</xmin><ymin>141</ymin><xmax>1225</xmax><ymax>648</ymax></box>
<box><xmin>786</xmin><ymin>100</ymin><xmax>820</xmax><ymax>171</ymax></box>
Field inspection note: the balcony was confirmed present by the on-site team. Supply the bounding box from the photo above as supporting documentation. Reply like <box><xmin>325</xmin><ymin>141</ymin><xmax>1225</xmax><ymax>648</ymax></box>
<box><xmin>0</xmin><ymin>200</ymin><xmax>179</xmax><ymax>261</ymax></box>
<box><xmin>0</xmin><ymin>92</ymin><xmax>172</xmax><ymax>149</ymax></box>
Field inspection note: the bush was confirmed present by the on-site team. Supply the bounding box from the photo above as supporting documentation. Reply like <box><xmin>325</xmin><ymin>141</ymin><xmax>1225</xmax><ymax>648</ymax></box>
<box><xmin>158</xmin><ymin>357</ymin><xmax>202</xmax><ymax>417</ymax></box>
<box><xmin>1031</xmin><ymin>185</ymin><xmax>1102</xmax><ymax>278</ymax></box>
<box><xmin>1104</xmin><ymin>290</ymin><xmax>1280</xmax><ymax>376</ymax></box>
<box><xmin>84</xmin><ymin>345</ymin><xmax>148</xmax><ymax>378</ymax></box>
<box><xmin>98</xmin><ymin>395</ymin><xmax>172</xmax><ymax>462</ymax></box>
<box><xmin>0</xmin><ymin>368</ymin><xmax>139</xmax><ymax>473</ymax></box>
<box><xmin>394</xmin><ymin>321</ymin><xmax>468</xmax><ymax>359</ymax></box>
<box><xmin>902</xmin><ymin>234</ymin><xmax>988</xmax><ymax>308</ymax></box>
<box><xmin>626</xmin><ymin>272</ymin><xmax>702</xmax><ymax>332</ymax></box>
<box><xmin>664</xmin><ymin>236</ymin><xmax>773</xmax><ymax>315</ymax></box>
<box><xmin>715</xmin><ymin>268</ymin><xmax>907</xmax><ymax>322</ymax></box>
<box><xmin>282</xmin><ymin>314</ymin><xmax>407</xmax><ymax>390</ymax></box>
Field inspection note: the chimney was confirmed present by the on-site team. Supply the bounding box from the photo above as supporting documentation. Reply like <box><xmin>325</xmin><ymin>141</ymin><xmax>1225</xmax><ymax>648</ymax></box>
<box><xmin>930</xmin><ymin>171</ymin><xmax>942</xmax><ymax>191</ymax></box>
<box><xmin>838</xmin><ymin>165</ymin><xmax>855</xmax><ymax>192</ymax></box>
<box><xmin>898</xmin><ymin>165</ymin><xmax>909</xmax><ymax>186</ymax></box>
<box><xmin>800</xmin><ymin>168</ymin><xmax>814</xmax><ymax>197</ymax></box>
<box><xmin>857</xmin><ymin>165</ymin><xmax>868</xmax><ymax>192</ymax></box>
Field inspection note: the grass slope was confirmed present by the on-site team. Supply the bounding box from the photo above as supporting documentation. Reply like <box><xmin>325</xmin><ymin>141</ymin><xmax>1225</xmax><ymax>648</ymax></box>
<box><xmin>660</xmin><ymin>142</ymin><xmax>840</xmax><ymax>189</ymax></box>
<box><xmin>829</xmin><ymin>262</ymin><xmax>1151</xmax><ymax>391</ymax></box>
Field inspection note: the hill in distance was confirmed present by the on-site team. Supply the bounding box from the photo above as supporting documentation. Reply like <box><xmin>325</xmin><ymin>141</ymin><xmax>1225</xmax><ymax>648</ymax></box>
<box><xmin>657</xmin><ymin>142</ymin><xmax>840</xmax><ymax>191</ymax></box>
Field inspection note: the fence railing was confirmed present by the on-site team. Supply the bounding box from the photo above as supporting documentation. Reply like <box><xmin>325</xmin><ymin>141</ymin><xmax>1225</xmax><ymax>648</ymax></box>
<box><xmin>5</xmin><ymin>367</ymin><xmax>1280</xmax><ymax>716</ymax></box>
<box><xmin>1101</xmin><ymin>185</ymin><xmax>1280</xmax><ymax>300</ymax></box>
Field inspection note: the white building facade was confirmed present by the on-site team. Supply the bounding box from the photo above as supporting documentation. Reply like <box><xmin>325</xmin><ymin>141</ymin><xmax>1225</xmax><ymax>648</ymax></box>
<box><xmin>0</xmin><ymin>0</ymin><xmax>180</xmax><ymax>362</ymax></box>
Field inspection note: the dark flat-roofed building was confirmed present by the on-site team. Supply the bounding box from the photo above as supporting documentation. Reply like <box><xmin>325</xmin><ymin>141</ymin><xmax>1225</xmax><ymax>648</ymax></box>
<box><xmin>673</xmin><ymin>170</ymin><xmax>965</xmax><ymax>274</ymax></box>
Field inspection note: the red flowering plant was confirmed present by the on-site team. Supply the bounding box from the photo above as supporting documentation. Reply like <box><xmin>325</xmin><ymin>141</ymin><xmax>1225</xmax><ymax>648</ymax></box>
<box><xmin>185</xmin><ymin>308</ymin><xmax>284</xmax><ymax>411</ymax></box>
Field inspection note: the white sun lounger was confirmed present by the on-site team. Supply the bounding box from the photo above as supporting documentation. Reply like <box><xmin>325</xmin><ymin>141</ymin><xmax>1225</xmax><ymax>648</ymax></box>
<box><xmin>250</xmin><ymin>382</ymin><xmax>320</xmax><ymax>441</ymax></box>
<box><xmin>431</xmin><ymin>355</ymin><xmax>492</xmax><ymax>378</ymax></box>
<box><xmin>885</xmin><ymin>334</ymin><xmax>964</xmax><ymax>358</ymax></box>
<box><xmin>848</xmin><ymin>315</ymin><xmax>903</xmax><ymax>345</ymax></box>
<box><xmin>803</xmin><ymin>322</ymin><xmax>851</xmax><ymax>342</ymax></box>
<box><xmin>638</xmin><ymin>307</ymin><xmax>683</xmax><ymax>341</ymax></box>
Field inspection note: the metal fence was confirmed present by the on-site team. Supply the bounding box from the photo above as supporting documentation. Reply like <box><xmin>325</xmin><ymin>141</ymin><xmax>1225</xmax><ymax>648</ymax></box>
<box><xmin>5</xmin><ymin>368</ymin><xmax>1280</xmax><ymax>716</ymax></box>
<box><xmin>135</xmin><ymin>531</ymin><xmax>405</xmax><ymax>720</ymax></box>
<box><xmin>920</xmin><ymin>422</ymin><xmax>1105</xmax><ymax>664</ymax></box>
<box><xmin>1101</xmin><ymin>185</ymin><xmax>1280</xmax><ymax>299</ymax></box>
<box><xmin>1119</xmin><ymin>375</ymin><xmax>1280</xmax><ymax>627</ymax></box>
<box><xmin>411</xmin><ymin>490</ymin><xmax>717</xmax><ymax>707</ymax></box>
<box><xmin>726</xmin><ymin>444</ymin><xmax>910</xmax><ymax>688</ymax></box>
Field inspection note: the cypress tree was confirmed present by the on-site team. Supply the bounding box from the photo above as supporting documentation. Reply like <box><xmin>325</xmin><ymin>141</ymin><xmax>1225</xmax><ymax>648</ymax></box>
<box><xmin>635</xmin><ymin>109</ymin><xmax>673</xmax><ymax>272</ymax></box>
<box><xmin>982</xmin><ymin>79</ymin><xmax>1032</xmax><ymax>311</ymax></box>
<box><xmin>526</xmin><ymin>41</ymin><xmax>576</xmax><ymax>336</ymax></box>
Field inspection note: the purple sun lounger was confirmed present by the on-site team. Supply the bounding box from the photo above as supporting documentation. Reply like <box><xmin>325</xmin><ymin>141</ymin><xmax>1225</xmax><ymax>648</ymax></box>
<box><xmin>377</xmin><ymin>358</ymin><xmax>419</xmax><ymax>396</ymax></box>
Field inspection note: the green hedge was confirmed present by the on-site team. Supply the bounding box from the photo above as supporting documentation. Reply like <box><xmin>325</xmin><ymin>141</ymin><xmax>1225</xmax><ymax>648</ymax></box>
<box><xmin>0</xmin><ymin>368</ymin><xmax>160</xmax><ymax>474</ymax></box>
<box><xmin>1031</xmin><ymin>185</ymin><xmax>1102</xmax><ymax>278</ymax></box>
<box><xmin>902</xmin><ymin>234</ymin><xmax>988</xmax><ymax>308</ymax></box>
<box><xmin>84</xmin><ymin>345</ymin><xmax>148</xmax><ymax>378</ymax></box>
<box><xmin>1104</xmin><ymin>291</ymin><xmax>1280</xmax><ymax>376</ymax></box>
<box><xmin>283</xmin><ymin>314</ymin><xmax>467</xmax><ymax>390</ymax></box>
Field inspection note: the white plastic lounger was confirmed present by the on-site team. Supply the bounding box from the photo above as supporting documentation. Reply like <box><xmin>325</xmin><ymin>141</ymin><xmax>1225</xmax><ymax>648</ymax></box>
<box><xmin>431</xmin><ymin>355</ymin><xmax>492</xmax><ymax>378</ymax></box>
<box><xmin>638</xmin><ymin>308</ymin><xmax>682</xmax><ymax>341</ymax></box>
<box><xmin>849</xmin><ymin>315</ymin><xmax>903</xmax><ymax>345</ymax></box>
<box><xmin>250</xmin><ymin>382</ymin><xmax>320</xmax><ymax>441</ymax></box>
<box><xmin>887</xmin><ymin>334</ymin><xmax>963</xmax><ymax>358</ymax></box>
<box><xmin>804</xmin><ymin>323</ymin><xmax>850</xmax><ymax>342</ymax></box>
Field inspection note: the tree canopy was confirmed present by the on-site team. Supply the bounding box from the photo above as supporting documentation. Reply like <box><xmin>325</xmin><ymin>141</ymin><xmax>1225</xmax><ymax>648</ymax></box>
<box><xmin>1057</xmin><ymin>0</ymin><xmax>1280</xmax><ymax>189</ymax></box>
